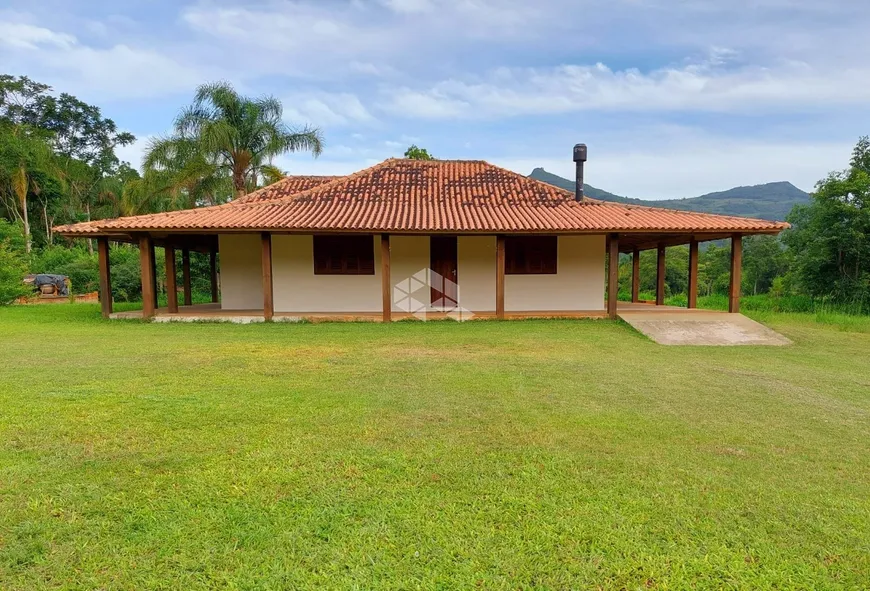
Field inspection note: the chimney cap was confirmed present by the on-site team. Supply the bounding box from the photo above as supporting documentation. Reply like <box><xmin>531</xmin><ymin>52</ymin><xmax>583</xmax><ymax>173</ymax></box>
<box><xmin>573</xmin><ymin>144</ymin><xmax>587</xmax><ymax>162</ymax></box>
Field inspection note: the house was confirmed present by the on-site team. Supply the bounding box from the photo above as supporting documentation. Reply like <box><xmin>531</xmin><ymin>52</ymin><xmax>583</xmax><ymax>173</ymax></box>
<box><xmin>55</xmin><ymin>146</ymin><xmax>788</xmax><ymax>321</ymax></box>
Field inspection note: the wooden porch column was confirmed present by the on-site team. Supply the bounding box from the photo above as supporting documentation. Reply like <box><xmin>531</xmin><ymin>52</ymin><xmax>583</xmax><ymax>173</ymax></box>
<box><xmin>729</xmin><ymin>234</ymin><xmax>742</xmax><ymax>313</ymax></box>
<box><xmin>150</xmin><ymin>243</ymin><xmax>159</xmax><ymax>310</ymax></box>
<box><xmin>97</xmin><ymin>237</ymin><xmax>112</xmax><ymax>318</ymax></box>
<box><xmin>181</xmin><ymin>248</ymin><xmax>192</xmax><ymax>307</ymax></box>
<box><xmin>139</xmin><ymin>236</ymin><xmax>156</xmax><ymax>319</ymax></box>
<box><xmin>209</xmin><ymin>249</ymin><xmax>219</xmax><ymax>303</ymax></box>
<box><xmin>165</xmin><ymin>245</ymin><xmax>179</xmax><ymax>314</ymax></box>
<box><xmin>631</xmin><ymin>248</ymin><xmax>640</xmax><ymax>303</ymax></box>
<box><xmin>381</xmin><ymin>234</ymin><xmax>391</xmax><ymax>322</ymax></box>
<box><xmin>655</xmin><ymin>244</ymin><xmax>666</xmax><ymax>306</ymax></box>
<box><xmin>261</xmin><ymin>233</ymin><xmax>274</xmax><ymax>321</ymax></box>
<box><xmin>607</xmin><ymin>233</ymin><xmax>619</xmax><ymax>319</ymax></box>
<box><xmin>688</xmin><ymin>239</ymin><xmax>699</xmax><ymax>309</ymax></box>
<box><xmin>496</xmin><ymin>235</ymin><xmax>505</xmax><ymax>319</ymax></box>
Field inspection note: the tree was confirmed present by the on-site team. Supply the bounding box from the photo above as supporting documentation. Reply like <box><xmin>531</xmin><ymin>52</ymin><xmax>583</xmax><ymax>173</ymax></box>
<box><xmin>259</xmin><ymin>164</ymin><xmax>287</xmax><ymax>187</ymax></box>
<box><xmin>143</xmin><ymin>136</ymin><xmax>229</xmax><ymax>208</ymax></box>
<box><xmin>742</xmin><ymin>235</ymin><xmax>787</xmax><ymax>295</ymax></box>
<box><xmin>0</xmin><ymin>218</ymin><xmax>29</xmax><ymax>304</ymax></box>
<box><xmin>404</xmin><ymin>145</ymin><xmax>434</xmax><ymax>160</ymax></box>
<box><xmin>783</xmin><ymin>136</ymin><xmax>870</xmax><ymax>304</ymax></box>
<box><xmin>153</xmin><ymin>82</ymin><xmax>323</xmax><ymax>199</ymax></box>
<box><xmin>0</xmin><ymin>75</ymin><xmax>51</xmax><ymax>128</ymax></box>
<box><xmin>0</xmin><ymin>123</ymin><xmax>63</xmax><ymax>253</ymax></box>
<box><xmin>1</xmin><ymin>75</ymin><xmax>137</xmax><ymax>252</ymax></box>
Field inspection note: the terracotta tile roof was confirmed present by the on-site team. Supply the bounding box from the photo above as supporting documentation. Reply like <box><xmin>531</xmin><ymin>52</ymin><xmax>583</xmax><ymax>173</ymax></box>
<box><xmin>232</xmin><ymin>175</ymin><xmax>341</xmax><ymax>204</ymax></box>
<box><xmin>55</xmin><ymin>159</ymin><xmax>788</xmax><ymax>236</ymax></box>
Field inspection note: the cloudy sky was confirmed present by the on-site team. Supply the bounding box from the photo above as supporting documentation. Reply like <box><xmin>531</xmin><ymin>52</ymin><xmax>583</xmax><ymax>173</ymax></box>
<box><xmin>1</xmin><ymin>0</ymin><xmax>868</xmax><ymax>199</ymax></box>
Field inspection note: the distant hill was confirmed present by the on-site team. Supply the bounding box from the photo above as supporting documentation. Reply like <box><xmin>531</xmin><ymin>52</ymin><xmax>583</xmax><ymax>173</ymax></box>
<box><xmin>528</xmin><ymin>168</ymin><xmax>810</xmax><ymax>221</ymax></box>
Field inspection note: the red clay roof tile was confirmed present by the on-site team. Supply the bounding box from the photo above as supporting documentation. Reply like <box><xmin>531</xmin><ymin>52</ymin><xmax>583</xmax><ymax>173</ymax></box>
<box><xmin>55</xmin><ymin>159</ymin><xmax>789</xmax><ymax>236</ymax></box>
<box><xmin>232</xmin><ymin>175</ymin><xmax>340</xmax><ymax>204</ymax></box>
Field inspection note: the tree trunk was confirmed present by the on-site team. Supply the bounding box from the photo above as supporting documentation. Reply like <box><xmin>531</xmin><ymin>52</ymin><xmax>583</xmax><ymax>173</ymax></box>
<box><xmin>42</xmin><ymin>202</ymin><xmax>53</xmax><ymax>245</ymax></box>
<box><xmin>86</xmin><ymin>203</ymin><xmax>94</xmax><ymax>256</ymax></box>
<box><xmin>233</xmin><ymin>165</ymin><xmax>247</xmax><ymax>199</ymax></box>
<box><xmin>22</xmin><ymin>196</ymin><xmax>31</xmax><ymax>254</ymax></box>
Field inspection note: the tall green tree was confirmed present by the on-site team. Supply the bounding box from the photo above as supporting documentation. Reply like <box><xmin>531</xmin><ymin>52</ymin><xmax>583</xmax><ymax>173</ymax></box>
<box><xmin>1</xmin><ymin>75</ymin><xmax>137</xmax><ymax>251</ymax></box>
<box><xmin>783</xmin><ymin>137</ymin><xmax>870</xmax><ymax>304</ymax></box>
<box><xmin>742</xmin><ymin>235</ymin><xmax>787</xmax><ymax>295</ymax></box>
<box><xmin>143</xmin><ymin>136</ymin><xmax>229</xmax><ymax>207</ymax></box>
<box><xmin>404</xmin><ymin>145</ymin><xmax>434</xmax><ymax>160</ymax></box>
<box><xmin>151</xmin><ymin>82</ymin><xmax>323</xmax><ymax>199</ymax></box>
<box><xmin>0</xmin><ymin>123</ymin><xmax>63</xmax><ymax>253</ymax></box>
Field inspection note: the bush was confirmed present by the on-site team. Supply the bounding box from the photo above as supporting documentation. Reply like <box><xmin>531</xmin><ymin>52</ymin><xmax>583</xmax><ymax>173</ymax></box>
<box><xmin>31</xmin><ymin>245</ymin><xmax>99</xmax><ymax>294</ymax></box>
<box><xmin>110</xmin><ymin>245</ymin><xmax>145</xmax><ymax>302</ymax></box>
<box><xmin>0</xmin><ymin>219</ymin><xmax>29</xmax><ymax>305</ymax></box>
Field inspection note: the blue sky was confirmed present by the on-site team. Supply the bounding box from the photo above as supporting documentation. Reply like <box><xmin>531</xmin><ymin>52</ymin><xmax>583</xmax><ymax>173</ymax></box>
<box><xmin>1</xmin><ymin>0</ymin><xmax>868</xmax><ymax>199</ymax></box>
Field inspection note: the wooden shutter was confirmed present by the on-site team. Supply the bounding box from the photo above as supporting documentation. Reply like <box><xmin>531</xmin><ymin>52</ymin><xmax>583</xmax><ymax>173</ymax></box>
<box><xmin>313</xmin><ymin>236</ymin><xmax>375</xmax><ymax>275</ymax></box>
<box><xmin>505</xmin><ymin>236</ymin><xmax>557</xmax><ymax>275</ymax></box>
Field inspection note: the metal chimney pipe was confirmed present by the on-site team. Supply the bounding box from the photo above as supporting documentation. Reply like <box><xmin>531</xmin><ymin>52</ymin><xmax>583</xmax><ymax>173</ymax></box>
<box><xmin>573</xmin><ymin>144</ymin><xmax>587</xmax><ymax>201</ymax></box>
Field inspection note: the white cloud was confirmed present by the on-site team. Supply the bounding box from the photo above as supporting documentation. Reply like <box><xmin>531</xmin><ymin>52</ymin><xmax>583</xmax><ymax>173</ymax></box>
<box><xmin>0</xmin><ymin>17</ymin><xmax>214</xmax><ymax>100</ymax></box>
<box><xmin>379</xmin><ymin>0</ymin><xmax>435</xmax><ymax>14</ymax></box>
<box><xmin>0</xmin><ymin>22</ymin><xmax>75</xmax><ymax>49</ymax></box>
<box><xmin>282</xmin><ymin>92</ymin><xmax>376</xmax><ymax>127</ymax></box>
<box><xmin>381</xmin><ymin>54</ymin><xmax>870</xmax><ymax>118</ymax></box>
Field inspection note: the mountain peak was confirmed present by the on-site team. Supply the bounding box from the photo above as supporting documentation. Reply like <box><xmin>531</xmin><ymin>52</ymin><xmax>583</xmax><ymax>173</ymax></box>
<box><xmin>528</xmin><ymin>169</ymin><xmax>809</xmax><ymax>221</ymax></box>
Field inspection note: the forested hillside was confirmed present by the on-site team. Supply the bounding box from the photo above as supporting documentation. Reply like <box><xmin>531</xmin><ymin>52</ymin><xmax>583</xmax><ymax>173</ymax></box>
<box><xmin>529</xmin><ymin>168</ymin><xmax>809</xmax><ymax>221</ymax></box>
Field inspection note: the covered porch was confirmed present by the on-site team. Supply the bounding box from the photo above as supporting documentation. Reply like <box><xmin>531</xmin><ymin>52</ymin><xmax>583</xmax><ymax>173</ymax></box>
<box><xmin>95</xmin><ymin>229</ymin><xmax>748</xmax><ymax>322</ymax></box>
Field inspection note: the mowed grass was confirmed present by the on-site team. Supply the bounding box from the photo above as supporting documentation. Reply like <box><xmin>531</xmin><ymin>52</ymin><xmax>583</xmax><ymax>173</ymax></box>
<box><xmin>0</xmin><ymin>306</ymin><xmax>868</xmax><ymax>590</ymax></box>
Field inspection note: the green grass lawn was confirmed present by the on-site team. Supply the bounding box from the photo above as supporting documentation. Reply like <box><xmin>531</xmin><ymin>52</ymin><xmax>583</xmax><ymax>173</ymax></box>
<box><xmin>1</xmin><ymin>306</ymin><xmax>868</xmax><ymax>589</ymax></box>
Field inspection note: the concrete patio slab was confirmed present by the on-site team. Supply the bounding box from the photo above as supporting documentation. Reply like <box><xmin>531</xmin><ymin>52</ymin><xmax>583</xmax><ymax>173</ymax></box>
<box><xmin>618</xmin><ymin>308</ymin><xmax>791</xmax><ymax>346</ymax></box>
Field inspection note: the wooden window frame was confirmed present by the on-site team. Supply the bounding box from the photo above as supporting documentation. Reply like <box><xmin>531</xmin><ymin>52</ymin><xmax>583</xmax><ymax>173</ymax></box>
<box><xmin>313</xmin><ymin>235</ymin><xmax>375</xmax><ymax>275</ymax></box>
<box><xmin>505</xmin><ymin>236</ymin><xmax>558</xmax><ymax>275</ymax></box>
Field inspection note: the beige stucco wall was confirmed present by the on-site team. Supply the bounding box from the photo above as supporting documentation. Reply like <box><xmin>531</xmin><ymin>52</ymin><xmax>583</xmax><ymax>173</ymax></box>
<box><xmin>272</xmin><ymin>234</ymin><xmax>382</xmax><ymax>313</ymax></box>
<box><xmin>505</xmin><ymin>234</ymin><xmax>605</xmax><ymax>311</ymax></box>
<box><xmin>218</xmin><ymin>234</ymin><xmax>263</xmax><ymax>310</ymax></box>
<box><xmin>457</xmin><ymin>236</ymin><xmax>496</xmax><ymax>312</ymax></box>
<box><xmin>218</xmin><ymin>233</ymin><xmax>605</xmax><ymax>313</ymax></box>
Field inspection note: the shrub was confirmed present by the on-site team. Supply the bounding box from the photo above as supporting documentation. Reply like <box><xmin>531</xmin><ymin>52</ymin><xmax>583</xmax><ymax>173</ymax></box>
<box><xmin>0</xmin><ymin>220</ymin><xmax>29</xmax><ymax>305</ymax></box>
<box><xmin>31</xmin><ymin>245</ymin><xmax>99</xmax><ymax>294</ymax></box>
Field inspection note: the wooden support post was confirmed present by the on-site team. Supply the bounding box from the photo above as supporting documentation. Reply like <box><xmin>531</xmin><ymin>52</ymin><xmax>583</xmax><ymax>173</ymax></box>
<box><xmin>209</xmin><ymin>249</ymin><xmax>219</xmax><ymax>303</ymax></box>
<box><xmin>688</xmin><ymin>238</ymin><xmax>699</xmax><ymax>309</ymax></box>
<box><xmin>97</xmin><ymin>237</ymin><xmax>112</xmax><ymax>318</ymax></box>
<box><xmin>181</xmin><ymin>248</ymin><xmax>192</xmax><ymax>307</ymax></box>
<box><xmin>631</xmin><ymin>248</ymin><xmax>640</xmax><ymax>304</ymax></box>
<box><xmin>165</xmin><ymin>246</ymin><xmax>179</xmax><ymax>314</ymax></box>
<box><xmin>381</xmin><ymin>234</ymin><xmax>391</xmax><ymax>322</ymax></box>
<box><xmin>496</xmin><ymin>235</ymin><xmax>505</xmax><ymax>319</ymax></box>
<box><xmin>656</xmin><ymin>244</ymin><xmax>666</xmax><ymax>306</ymax></box>
<box><xmin>608</xmin><ymin>233</ymin><xmax>619</xmax><ymax>319</ymax></box>
<box><xmin>729</xmin><ymin>234</ymin><xmax>742</xmax><ymax>313</ymax></box>
<box><xmin>139</xmin><ymin>236</ymin><xmax>156</xmax><ymax>319</ymax></box>
<box><xmin>261</xmin><ymin>233</ymin><xmax>274</xmax><ymax>321</ymax></box>
<box><xmin>150</xmin><ymin>243</ymin><xmax>158</xmax><ymax>310</ymax></box>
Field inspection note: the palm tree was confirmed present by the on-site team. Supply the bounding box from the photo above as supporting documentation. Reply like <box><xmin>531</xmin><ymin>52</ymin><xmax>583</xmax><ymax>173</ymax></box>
<box><xmin>151</xmin><ymin>82</ymin><xmax>323</xmax><ymax>200</ymax></box>
<box><xmin>143</xmin><ymin>136</ymin><xmax>230</xmax><ymax>207</ymax></box>
<box><xmin>258</xmin><ymin>163</ymin><xmax>287</xmax><ymax>188</ymax></box>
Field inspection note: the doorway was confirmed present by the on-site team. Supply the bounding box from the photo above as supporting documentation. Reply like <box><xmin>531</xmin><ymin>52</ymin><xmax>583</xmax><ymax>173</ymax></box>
<box><xmin>430</xmin><ymin>236</ymin><xmax>458</xmax><ymax>308</ymax></box>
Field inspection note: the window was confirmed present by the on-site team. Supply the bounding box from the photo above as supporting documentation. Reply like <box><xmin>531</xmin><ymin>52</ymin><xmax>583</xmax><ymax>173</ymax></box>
<box><xmin>505</xmin><ymin>236</ymin><xmax>557</xmax><ymax>274</ymax></box>
<box><xmin>313</xmin><ymin>235</ymin><xmax>375</xmax><ymax>275</ymax></box>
